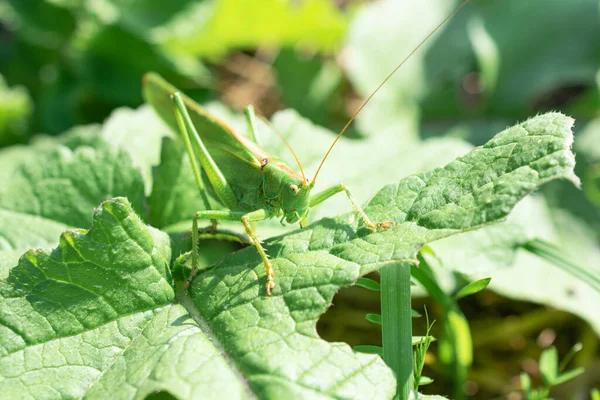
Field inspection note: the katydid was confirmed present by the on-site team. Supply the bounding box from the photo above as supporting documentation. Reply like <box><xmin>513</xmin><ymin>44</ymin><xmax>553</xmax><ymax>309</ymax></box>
<box><xmin>142</xmin><ymin>0</ymin><xmax>470</xmax><ymax>296</ymax></box>
<box><xmin>144</xmin><ymin>75</ymin><xmax>393</xmax><ymax>295</ymax></box>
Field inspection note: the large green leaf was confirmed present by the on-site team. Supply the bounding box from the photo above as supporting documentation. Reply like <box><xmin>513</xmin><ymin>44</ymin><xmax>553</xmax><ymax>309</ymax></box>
<box><xmin>0</xmin><ymin>197</ymin><xmax>394</xmax><ymax>399</ymax></box>
<box><xmin>0</xmin><ymin>113</ymin><xmax>577</xmax><ymax>398</ymax></box>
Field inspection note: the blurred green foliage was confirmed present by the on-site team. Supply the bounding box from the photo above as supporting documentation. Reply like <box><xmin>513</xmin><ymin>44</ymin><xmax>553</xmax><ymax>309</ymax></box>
<box><xmin>0</xmin><ymin>0</ymin><xmax>347</xmax><ymax>135</ymax></box>
<box><xmin>0</xmin><ymin>74</ymin><xmax>31</xmax><ymax>146</ymax></box>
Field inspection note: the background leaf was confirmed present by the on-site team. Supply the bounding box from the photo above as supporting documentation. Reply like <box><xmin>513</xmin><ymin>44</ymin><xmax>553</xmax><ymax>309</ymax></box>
<box><xmin>159</xmin><ymin>0</ymin><xmax>348</xmax><ymax>58</ymax></box>
<box><xmin>99</xmin><ymin>105</ymin><xmax>173</xmax><ymax>194</ymax></box>
<box><xmin>0</xmin><ymin>140</ymin><xmax>146</xmax><ymax>228</ymax></box>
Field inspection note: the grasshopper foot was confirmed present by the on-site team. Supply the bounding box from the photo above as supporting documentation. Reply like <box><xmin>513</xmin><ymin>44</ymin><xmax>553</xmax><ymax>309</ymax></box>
<box><xmin>184</xmin><ymin>267</ymin><xmax>199</xmax><ymax>295</ymax></box>
<box><xmin>366</xmin><ymin>221</ymin><xmax>395</xmax><ymax>229</ymax></box>
<box><xmin>265</xmin><ymin>263</ymin><xmax>275</xmax><ymax>296</ymax></box>
<box><xmin>266</xmin><ymin>279</ymin><xmax>275</xmax><ymax>296</ymax></box>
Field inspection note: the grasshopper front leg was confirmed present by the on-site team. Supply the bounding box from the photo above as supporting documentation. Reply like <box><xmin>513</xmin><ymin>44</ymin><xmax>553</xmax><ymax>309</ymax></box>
<box><xmin>186</xmin><ymin>209</ymin><xmax>275</xmax><ymax>295</ymax></box>
<box><xmin>310</xmin><ymin>183</ymin><xmax>394</xmax><ymax>229</ymax></box>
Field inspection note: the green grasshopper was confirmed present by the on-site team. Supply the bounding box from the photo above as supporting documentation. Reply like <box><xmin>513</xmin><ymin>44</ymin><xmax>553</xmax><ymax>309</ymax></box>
<box><xmin>143</xmin><ymin>74</ymin><xmax>393</xmax><ymax>295</ymax></box>
<box><xmin>142</xmin><ymin>0</ymin><xmax>470</xmax><ymax>295</ymax></box>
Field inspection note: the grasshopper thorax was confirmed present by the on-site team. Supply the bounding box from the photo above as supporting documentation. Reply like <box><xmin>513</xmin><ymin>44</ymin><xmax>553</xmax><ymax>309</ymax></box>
<box><xmin>281</xmin><ymin>176</ymin><xmax>313</xmax><ymax>225</ymax></box>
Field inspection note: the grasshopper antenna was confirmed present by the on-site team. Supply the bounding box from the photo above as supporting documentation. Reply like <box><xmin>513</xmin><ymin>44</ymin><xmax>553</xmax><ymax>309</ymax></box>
<box><xmin>257</xmin><ymin>114</ymin><xmax>308</xmax><ymax>186</ymax></box>
<box><xmin>312</xmin><ymin>0</ymin><xmax>471</xmax><ymax>183</ymax></box>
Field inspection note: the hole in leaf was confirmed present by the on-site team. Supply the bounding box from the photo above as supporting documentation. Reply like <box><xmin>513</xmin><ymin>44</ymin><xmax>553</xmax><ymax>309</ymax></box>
<box><xmin>316</xmin><ymin>272</ymin><xmax>382</xmax><ymax>348</ymax></box>
<box><xmin>144</xmin><ymin>391</ymin><xmax>178</xmax><ymax>400</ymax></box>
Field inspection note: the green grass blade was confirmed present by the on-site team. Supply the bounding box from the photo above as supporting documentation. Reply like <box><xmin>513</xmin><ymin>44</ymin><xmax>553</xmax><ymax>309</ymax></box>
<box><xmin>381</xmin><ymin>262</ymin><xmax>414</xmax><ymax>399</ymax></box>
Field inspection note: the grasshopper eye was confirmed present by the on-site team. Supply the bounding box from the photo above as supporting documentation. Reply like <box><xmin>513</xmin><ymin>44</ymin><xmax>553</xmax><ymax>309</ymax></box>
<box><xmin>289</xmin><ymin>184</ymin><xmax>299</xmax><ymax>195</ymax></box>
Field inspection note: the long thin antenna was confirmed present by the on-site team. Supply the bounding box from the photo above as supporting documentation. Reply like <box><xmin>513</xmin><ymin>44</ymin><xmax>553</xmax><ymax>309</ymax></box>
<box><xmin>258</xmin><ymin>115</ymin><xmax>308</xmax><ymax>185</ymax></box>
<box><xmin>312</xmin><ymin>0</ymin><xmax>471</xmax><ymax>183</ymax></box>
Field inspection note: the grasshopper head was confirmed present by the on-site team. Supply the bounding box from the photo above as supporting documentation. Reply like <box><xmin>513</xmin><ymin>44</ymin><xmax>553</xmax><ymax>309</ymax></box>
<box><xmin>282</xmin><ymin>178</ymin><xmax>314</xmax><ymax>225</ymax></box>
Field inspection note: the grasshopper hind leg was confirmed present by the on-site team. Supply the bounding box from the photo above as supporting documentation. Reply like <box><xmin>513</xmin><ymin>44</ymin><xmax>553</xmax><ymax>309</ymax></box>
<box><xmin>240</xmin><ymin>215</ymin><xmax>275</xmax><ymax>295</ymax></box>
<box><xmin>184</xmin><ymin>212</ymin><xmax>201</xmax><ymax>294</ymax></box>
<box><xmin>186</xmin><ymin>209</ymin><xmax>273</xmax><ymax>295</ymax></box>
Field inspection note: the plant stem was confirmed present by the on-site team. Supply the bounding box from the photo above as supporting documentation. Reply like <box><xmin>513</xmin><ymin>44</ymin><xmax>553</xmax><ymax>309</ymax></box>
<box><xmin>381</xmin><ymin>262</ymin><xmax>413</xmax><ymax>399</ymax></box>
